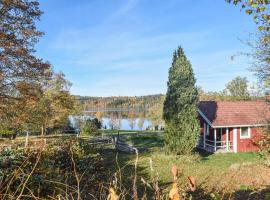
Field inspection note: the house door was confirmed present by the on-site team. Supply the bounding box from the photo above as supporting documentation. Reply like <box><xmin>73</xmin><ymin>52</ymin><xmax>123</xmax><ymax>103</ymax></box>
<box><xmin>233</xmin><ymin>128</ymin><xmax>237</xmax><ymax>153</ymax></box>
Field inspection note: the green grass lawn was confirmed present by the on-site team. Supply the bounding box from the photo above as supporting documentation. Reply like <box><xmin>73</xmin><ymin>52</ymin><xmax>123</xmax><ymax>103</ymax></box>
<box><xmin>107</xmin><ymin>132</ymin><xmax>268</xmax><ymax>195</ymax></box>
<box><xmin>101</xmin><ymin>129</ymin><xmax>163</xmax><ymax>136</ymax></box>
<box><xmin>125</xmin><ymin>133</ymin><xmax>164</xmax><ymax>148</ymax></box>
<box><xmin>1</xmin><ymin>132</ymin><xmax>269</xmax><ymax>199</ymax></box>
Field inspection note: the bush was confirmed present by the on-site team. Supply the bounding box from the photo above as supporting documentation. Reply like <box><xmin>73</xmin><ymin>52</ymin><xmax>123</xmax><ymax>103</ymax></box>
<box><xmin>0</xmin><ymin>139</ymin><xmax>106</xmax><ymax>199</ymax></box>
<box><xmin>81</xmin><ymin>118</ymin><xmax>101</xmax><ymax>136</ymax></box>
<box><xmin>91</xmin><ymin>118</ymin><xmax>102</xmax><ymax>129</ymax></box>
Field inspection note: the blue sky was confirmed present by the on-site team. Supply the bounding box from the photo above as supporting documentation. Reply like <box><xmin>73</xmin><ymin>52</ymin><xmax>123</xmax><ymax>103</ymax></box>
<box><xmin>36</xmin><ymin>0</ymin><xmax>256</xmax><ymax>96</ymax></box>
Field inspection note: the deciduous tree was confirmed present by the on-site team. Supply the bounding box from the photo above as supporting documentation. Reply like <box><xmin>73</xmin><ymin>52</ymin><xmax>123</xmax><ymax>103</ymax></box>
<box><xmin>109</xmin><ymin>113</ymin><xmax>118</xmax><ymax>130</ymax></box>
<box><xmin>35</xmin><ymin>72</ymin><xmax>77</xmax><ymax>135</ymax></box>
<box><xmin>227</xmin><ymin>0</ymin><xmax>270</xmax><ymax>157</ymax></box>
<box><xmin>226</xmin><ymin>0</ymin><xmax>270</xmax><ymax>31</ymax></box>
<box><xmin>146</xmin><ymin>96</ymin><xmax>164</xmax><ymax>129</ymax></box>
<box><xmin>0</xmin><ymin>0</ymin><xmax>51</xmax><ymax>102</ymax></box>
<box><xmin>226</xmin><ymin>1</ymin><xmax>270</xmax><ymax>91</ymax></box>
<box><xmin>128</xmin><ymin>110</ymin><xmax>136</xmax><ymax>130</ymax></box>
<box><xmin>137</xmin><ymin>114</ymin><xmax>145</xmax><ymax>131</ymax></box>
<box><xmin>225</xmin><ymin>76</ymin><xmax>250</xmax><ymax>99</ymax></box>
<box><xmin>81</xmin><ymin>119</ymin><xmax>101</xmax><ymax>136</ymax></box>
<box><xmin>0</xmin><ymin>0</ymin><xmax>51</xmax><ymax>136</ymax></box>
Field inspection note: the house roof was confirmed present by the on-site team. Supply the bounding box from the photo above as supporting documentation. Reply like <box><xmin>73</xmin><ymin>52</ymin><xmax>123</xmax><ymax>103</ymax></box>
<box><xmin>199</xmin><ymin>101</ymin><xmax>270</xmax><ymax>128</ymax></box>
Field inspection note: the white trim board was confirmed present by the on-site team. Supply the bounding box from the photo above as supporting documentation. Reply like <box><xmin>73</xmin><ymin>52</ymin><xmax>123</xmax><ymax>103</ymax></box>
<box><xmin>213</xmin><ymin>124</ymin><xmax>267</xmax><ymax>128</ymax></box>
<box><xmin>233</xmin><ymin>128</ymin><xmax>237</xmax><ymax>153</ymax></box>
<box><xmin>198</xmin><ymin>109</ymin><xmax>213</xmax><ymax>127</ymax></box>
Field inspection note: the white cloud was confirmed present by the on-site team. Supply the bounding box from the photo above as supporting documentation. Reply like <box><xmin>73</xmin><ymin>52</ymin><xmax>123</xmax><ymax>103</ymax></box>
<box><xmin>115</xmin><ymin>0</ymin><xmax>139</xmax><ymax>17</ymax></box>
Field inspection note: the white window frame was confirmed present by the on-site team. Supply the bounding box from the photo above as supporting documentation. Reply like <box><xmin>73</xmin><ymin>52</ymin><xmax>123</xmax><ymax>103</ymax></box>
<box><xmin>240</xmin><ymin>127</ymin><xmax>251</xmax><ymax>139</ymax></box>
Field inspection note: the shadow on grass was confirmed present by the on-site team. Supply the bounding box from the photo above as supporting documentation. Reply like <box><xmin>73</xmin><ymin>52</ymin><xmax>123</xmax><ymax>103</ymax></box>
<box><xmin>195</xmin><ymin>148</ymin><xmax>213</xmax><ymax>161</ymax></box>
<box><xmin>95</xmin><ymin>147</ymin><xmax>152</xmax><ymax>199</ymax></box>
<box><xmin>125</xmin><ymin>134</ymin><xmax>164</xmax><ymax>150</ymax></box>
<box><xmin>185</xmin><ymin>185</ymin><xmax>270</xmax><ymax>200</ymax></box>
<box><xmin>97</xmin><ymin>145</ymin><xmax>270</xmax><ymax>199</ymax></box>
<box><xmin>232</xmin><ymin>187</ymin><xmax>270</xmax><ymax>200</ymax></box>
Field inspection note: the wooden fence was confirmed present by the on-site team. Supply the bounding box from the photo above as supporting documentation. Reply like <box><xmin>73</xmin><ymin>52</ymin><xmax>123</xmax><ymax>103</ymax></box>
<box><xmin>89</xmin><ymin>135</ymin><xmax>137</xmax><ymax>153</ymax></box>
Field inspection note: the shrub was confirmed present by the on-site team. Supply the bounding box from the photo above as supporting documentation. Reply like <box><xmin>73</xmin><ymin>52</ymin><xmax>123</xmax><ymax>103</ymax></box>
<box><xmin>81</xmin><ymin>119</ymin><xmax>101</xmax><ymax>136</ymax></box>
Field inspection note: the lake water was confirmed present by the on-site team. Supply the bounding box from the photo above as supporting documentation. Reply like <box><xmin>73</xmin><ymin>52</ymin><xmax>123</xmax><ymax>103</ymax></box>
<box><xmin>70</xmin><ymin>115</ymin><xmax>161</xmax><ymax>130</ymax></box>
<box><xmin>102</xmin><ymin>117</ymin><xmax>150</xmax><ymax>130</ymax></box>
<box><xmin>70</xmin><ymin>109</ymin><xmax>163</xmax><ymax>130</ymax></box>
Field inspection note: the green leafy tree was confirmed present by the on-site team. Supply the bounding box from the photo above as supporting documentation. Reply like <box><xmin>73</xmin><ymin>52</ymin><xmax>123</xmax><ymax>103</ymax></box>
<box><xmin>250</xmin><ymin>31</ymin><xmax>270</xmax><ymax>94</ymax></box>
<box><xmin>81</xmin><ymin>119</ymin><xmax>101</xmax><ymax>136</ymax></box>
<box><xmin>0</xmin><ymin>0</ymin><xmax>51</xmax><ymax>136</ymax></box>
<box><xmin>227</xmin><ymin>1</ymin><xmax>269</xmax><ymax>87</ymax></box>
<box><xmin>228</xmin><ymin>0</ymin><xmax>270</xmax><ymax>158</ymax></box>
<box><xmin>225</xmin><ymin>76</ymin><xmax>250</xmax><ymax>99</ymax></box>
<box><xmin>138</xmin><ymin>115</ymin><xmax>145</xmax><ymax>131</ymax></box>
<box><xmin>226</xmin><ymin>1</ymin><xmax>270</xmax><ymax>93</ymax></box>
<box><xmin>146</xmin><ymin>96</ymin><xmax>165</xmax><ymax>129</ymax></box>
<box><xmin>34</xmin><ymin>72</ymin><xmax>77</xmax><ymax>135</ymax></box>
<box><xmin>92</xmin><ymin>118</ymin><xmax>102</xmax><ymax>129</ymax></box>
<box><xmin>128</xmin><ymin>110</ymin><xmax>136</xmax><ymax>130</ymax></box>
<box><xmin>163</xmin><ymin>46</ymin><xmax>199</xmax><ymax>154</ymax></box>
<box><xmin>108</xmin><ymin>113</ymin><xmax>118</xmax><ymax>130</ymax></box>
<box><xmin>226</xmin><ymin>0</ymin><xmax>270</xmax><ymax>31</ymax></box>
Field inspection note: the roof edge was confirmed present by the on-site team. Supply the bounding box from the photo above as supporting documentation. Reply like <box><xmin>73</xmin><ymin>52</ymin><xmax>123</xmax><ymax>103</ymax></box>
<box><xmin>198</xmin><ymin>109</ymin><xmax>213</xmax><ymax>128</ymax></box>
<box><xmin>198</xmin><ymin>109</ymin><xmax>268</xmax><ymax>128</ymax></box>
<box><xmin>212</xmin><ymin>124</ymin><xmax>268</xmax><ymax>128</ymax></box>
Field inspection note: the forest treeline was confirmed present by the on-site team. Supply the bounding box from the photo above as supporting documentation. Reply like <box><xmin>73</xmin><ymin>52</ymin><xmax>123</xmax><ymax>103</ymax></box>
<box><xmin>77</xmin><ymin>76</ymin><xmax>268</xmax><ymax>112</ymax></box>
<box><xmin>77</xmin><ymin>94</ymin><xmax>165</xmax><ymax>111</ymax></box>
<box><xmin>74</xmin><ymin>79</ymin><xmax>267</xmax><ymax>132</ymax></box>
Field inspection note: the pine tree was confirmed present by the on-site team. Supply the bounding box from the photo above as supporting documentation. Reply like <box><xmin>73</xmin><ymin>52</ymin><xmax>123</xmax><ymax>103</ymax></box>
<box><xmin>163</xmin><ymin>46</ymin><xmax>199</xmax><ymax>154</ymax></box>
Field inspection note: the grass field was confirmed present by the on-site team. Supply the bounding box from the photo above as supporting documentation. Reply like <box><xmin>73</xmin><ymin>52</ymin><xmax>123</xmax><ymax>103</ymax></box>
<box><xmin>1</xmin><ymin>131</ymin><xmax>270</xmax><ymax>199</ymax></box>
<box><xmin>110</xmin><ymin>133</ymin><xmax>269</xmax><ymax>193</ymax></box>
<box><xmin>92</xmin><ymin>131</ymin><xmax>270</xmax><ymax>198</ymax></box>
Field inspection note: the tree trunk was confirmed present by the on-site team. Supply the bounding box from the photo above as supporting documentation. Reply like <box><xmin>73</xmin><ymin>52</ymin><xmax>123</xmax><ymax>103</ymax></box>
<box><xmin>44</xmin><ymin>123</ymin><xmax>47</xmax><ymax>135</ymax></box>
<box><xmin>25</xmin><ymin>131</ymin><xmax>29</xmax><ymax>148</ymax></box>
<box><xmin>41</xmin><ymin>122</ymin><xmax>48</xmax><ymax>136</ymax></box>
<box><xmin>41</xmin><ymin>124</ymin><xmax>44</xmax><ymax>136</ymax></box>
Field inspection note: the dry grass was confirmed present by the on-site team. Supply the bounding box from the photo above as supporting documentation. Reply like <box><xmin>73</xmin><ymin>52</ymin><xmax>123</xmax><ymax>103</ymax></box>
<box><xmin>0</xmin><ymin>134</ymin><xmax>270</xmax><ymax>199</ymax></box>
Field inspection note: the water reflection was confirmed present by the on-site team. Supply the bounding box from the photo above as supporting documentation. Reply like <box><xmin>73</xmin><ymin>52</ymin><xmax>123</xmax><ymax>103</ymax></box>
<box><xmin>70</xmin><ymin>110</ymin><xmax>164</xmax><ymax>131</ymax></box>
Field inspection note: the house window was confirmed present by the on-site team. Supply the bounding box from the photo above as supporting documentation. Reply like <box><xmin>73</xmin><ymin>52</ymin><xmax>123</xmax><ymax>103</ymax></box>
<box><xmin>240</xmin><ymin>127</ymin><xmax>251</xmax><ymax>139</ymax></box>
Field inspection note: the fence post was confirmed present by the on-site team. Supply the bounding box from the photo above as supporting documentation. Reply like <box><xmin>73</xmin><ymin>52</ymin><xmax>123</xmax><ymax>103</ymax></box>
<box><xmin>226</xmin><ymin>128</ymin><xmax>229</xmax><ymax>151</ymax></box>
<box><xmin>214</xmin><ymin>129</ymin><xmax>216</xmax><ymax>152</ymax></box>
<box><xmin>203</xmin><ymin>123</ymin><xmax>206</xmax><ymax>149</ymax></box>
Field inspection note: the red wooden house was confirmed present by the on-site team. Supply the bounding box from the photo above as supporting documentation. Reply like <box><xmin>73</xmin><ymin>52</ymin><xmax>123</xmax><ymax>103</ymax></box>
<box><xmin>198</xmin><ymin>101</ymin><xmax>269</xmax><ymax>153</ymax></box>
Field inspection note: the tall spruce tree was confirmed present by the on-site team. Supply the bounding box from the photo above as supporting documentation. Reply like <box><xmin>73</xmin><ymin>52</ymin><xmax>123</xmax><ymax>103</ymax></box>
<box><xmin>163</xmin><ymin>46</ymin><xmax>199</xmax><ymax>154</ymax></box>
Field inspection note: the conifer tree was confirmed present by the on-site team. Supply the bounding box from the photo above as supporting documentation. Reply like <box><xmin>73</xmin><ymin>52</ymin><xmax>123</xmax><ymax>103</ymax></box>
<box><xmin>163</xmin><ymin>46</ymin><xmax>199</xmax><ymax>154</ymax></box>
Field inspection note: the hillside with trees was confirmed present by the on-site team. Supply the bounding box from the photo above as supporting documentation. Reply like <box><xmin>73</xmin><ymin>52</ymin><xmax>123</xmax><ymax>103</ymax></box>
<box><xmin>76</xmin><ymin>75</ymin><xmax>266</xmax><ymax>114</ymax></box>
<box><xmin>77</xmin><ymin>94</ymin><xmax>165</xmax><ymax>111</ymax></box>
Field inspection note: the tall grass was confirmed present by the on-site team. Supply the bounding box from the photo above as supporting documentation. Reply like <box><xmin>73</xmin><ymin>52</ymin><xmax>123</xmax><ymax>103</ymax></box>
<box><xmin>0</xmin><ymin>136</ymin><xmax>269</xmax><ymax>199</ymax></box>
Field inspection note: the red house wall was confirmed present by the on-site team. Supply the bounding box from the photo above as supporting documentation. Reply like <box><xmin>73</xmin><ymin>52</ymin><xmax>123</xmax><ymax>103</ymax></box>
<box><xmin>235</xmin><ymin>127</ymin><xmax>262</xmax><ymax>152</ymax></box>
<box><xmin>199</xmin><ymin>115</ymin><xmax>263</xmax><ymax>152</ymax></box>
